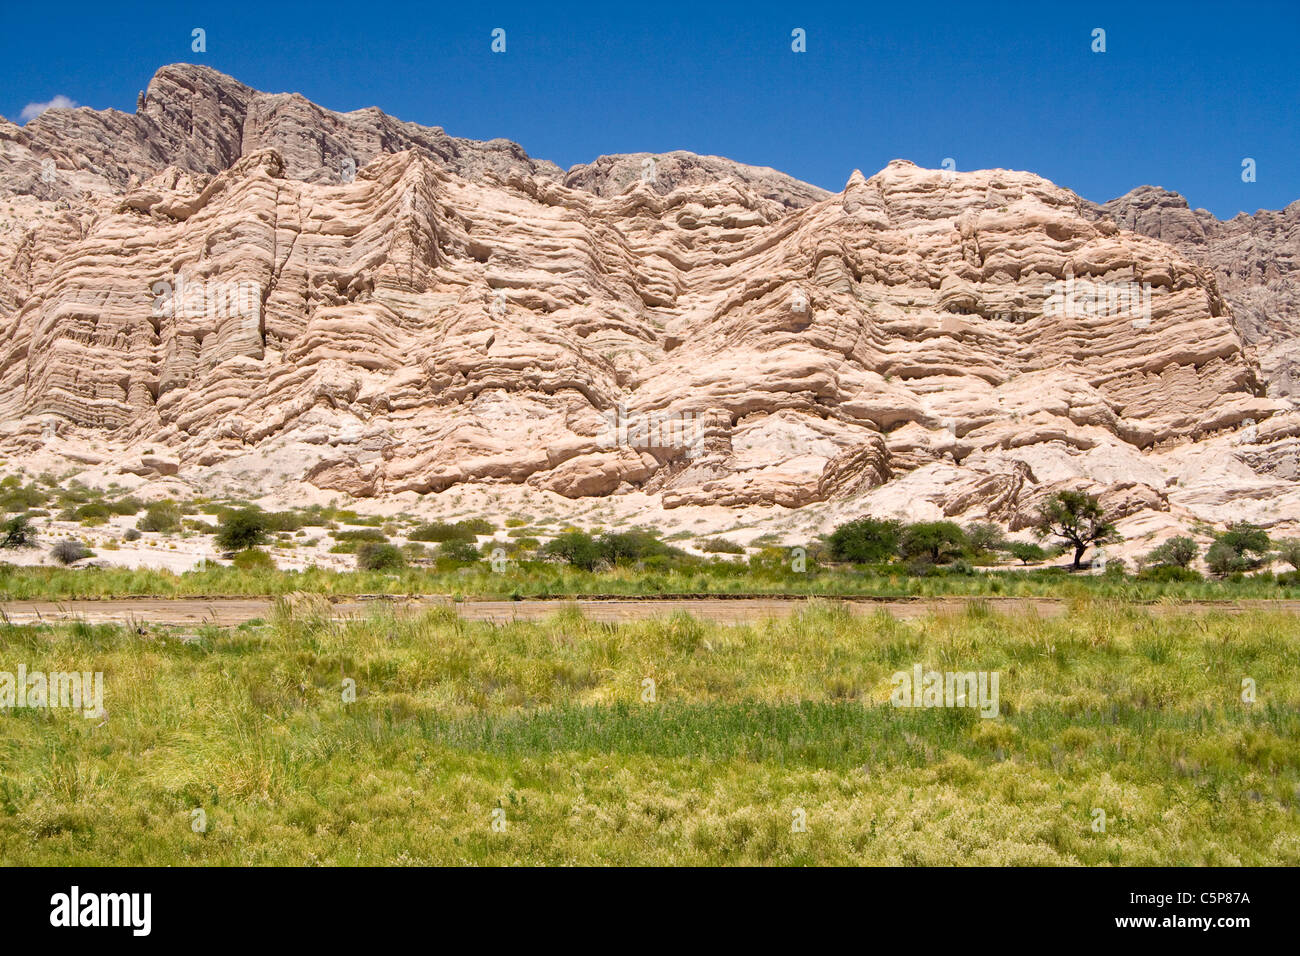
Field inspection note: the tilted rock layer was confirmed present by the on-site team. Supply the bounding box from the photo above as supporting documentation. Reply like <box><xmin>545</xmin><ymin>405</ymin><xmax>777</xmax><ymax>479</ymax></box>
<box><xmin>1</xmin><ymin>64</ymin><xmax>1296</xmax><ymax>533</ymax></box>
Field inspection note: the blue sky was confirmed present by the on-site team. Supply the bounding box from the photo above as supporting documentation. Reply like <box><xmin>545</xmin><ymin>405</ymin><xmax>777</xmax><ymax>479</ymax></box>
<box><xmin>2</xmin><ymin>0</ymin><xmax>1296</xmax><ymax>218</ymax></box>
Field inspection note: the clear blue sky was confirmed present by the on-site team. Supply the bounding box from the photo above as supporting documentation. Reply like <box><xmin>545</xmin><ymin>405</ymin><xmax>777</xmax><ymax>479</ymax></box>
<box><xmin>2</xmin><ymin>0</ymin><xmax>1296</xmax><ymax>218</ymax></box>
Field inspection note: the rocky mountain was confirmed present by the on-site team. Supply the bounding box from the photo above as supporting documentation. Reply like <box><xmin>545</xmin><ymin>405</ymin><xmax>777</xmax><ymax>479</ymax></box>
<box><xmin>0</xmin><ymin>63</ymin><xmax>1296</xmax><ymax>538</ymax></box>
<box><xmin>1085</xmin><ymin>186</ymin><xmax>1300</xmax><ymax>399</ymax></box>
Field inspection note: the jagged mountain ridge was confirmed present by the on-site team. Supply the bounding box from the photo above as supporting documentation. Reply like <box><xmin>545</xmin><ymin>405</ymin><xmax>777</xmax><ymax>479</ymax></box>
<box><xmin>0</xmin><ymin>63</ymin><xmax>1296</xmax><ymax>535</ymax></box>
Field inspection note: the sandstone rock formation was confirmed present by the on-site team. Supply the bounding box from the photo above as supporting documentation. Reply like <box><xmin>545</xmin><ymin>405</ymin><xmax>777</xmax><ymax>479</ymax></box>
<box><xmin>1087</xmin><ymin>186</ymin><xmax>1300</xmax><ymax>399</ymax></box>
<box><xmin>0</xmin><ymin>64</ymin><xmax>1296</xmax><ymax>539</ymax></box>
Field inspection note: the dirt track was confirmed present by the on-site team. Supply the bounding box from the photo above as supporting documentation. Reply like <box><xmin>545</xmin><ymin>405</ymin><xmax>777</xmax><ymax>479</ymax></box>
<box><xmin>3</xmin><ymin>595</ymin><xmax>1300</xmax><ymax>626</ymax></box>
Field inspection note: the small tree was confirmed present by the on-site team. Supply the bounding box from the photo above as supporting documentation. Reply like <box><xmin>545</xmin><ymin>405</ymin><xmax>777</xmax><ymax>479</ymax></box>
<box><xmin>1144</xmin><ymin>536</ymin><xmax>1198</xmax><ymax>569</ymax></box>
<box><xmin>1276</xmin><ymin>539</ymin><xmax>1300</xmax><ymax>572</ymax></box>
<box><xmin>1006</xmin><ymin>541</ymin><xmax>1047</xmax><ymax>565</ymax></box>
<box><xmin>1206</xmin><ymin>540</ymin><xmax>1247</xmax><ymax>576</ymax></box>
<box><xmin>1033</xmin><ymin>491</ymin><xmax>1119</xmax><ymax>569</ymax></box>
<box><xmin>216</xmin><ymin>508</ymin><xmax>268</xmax><ymax>552</ymax></box>
<box><xmin>1212</xmin><ymin>522</ymin><xmax>1271</xmax><ymax>571</ymax></box>
<box><xmin>540</xmin><ymin>531</ymin><xmax>601</xmax><ymax>570</ymax></box>
<box><xmin>898</xmin><ymin>521</ymin><xmax>967</xmax><ymax>565</ymax></box>
<box><xmin>964</xmin><ymin>522</ymin><xmax>1007</xmax><ymax>555</ymax></box>
<box><xmin>0</xmin><ymin>514</ymin><xmax>36</xmax><ymax>548</ymax></box>
<box><xmin>827</xmin><ymin>517</ymin><xmax>901</xmax><ymax>564</ymax></box>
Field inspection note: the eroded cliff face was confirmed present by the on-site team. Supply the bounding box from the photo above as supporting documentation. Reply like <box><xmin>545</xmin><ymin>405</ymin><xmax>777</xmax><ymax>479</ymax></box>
<box><xmin>0</xmin><ymin>64</ymin><xmax>1296</xmax><ymax>531</ymax></box>
<box><xmin>1087</xmin><ymin>185</ymin><xmax>1300</xmax><ymax>400</ymax></box>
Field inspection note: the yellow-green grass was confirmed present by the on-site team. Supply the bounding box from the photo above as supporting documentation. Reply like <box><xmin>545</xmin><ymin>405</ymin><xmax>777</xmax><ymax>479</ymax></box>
<box><xmin>1</xmin><ymin>599</ymin><xmax>1297</xmax><ymax>864</ymax></box>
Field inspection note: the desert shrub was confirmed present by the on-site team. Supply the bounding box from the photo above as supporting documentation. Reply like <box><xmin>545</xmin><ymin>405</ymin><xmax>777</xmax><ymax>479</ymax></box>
<box><xmin>699</xmin><ymin>538</ymin><xmax>745</xmax><ymax>555</ymax></box>
<box><xmin>598</xmin><ymin>530</ymin><xmax>682</xmax><ymax>564</ymax></box>
<box><xmin>1</xmin><ymin>514</ymin><xmax>36</xmax><ymax>548</ymax></box>
<box><xmin>964</xmin><ymin>522</ymin><xmax>1007</xmax><ymax>555</ymax></box>
<box><xmin>231</xmin><ymin>548</ymin><xmax>274</xmax><ymax>570</ymax></box>
<box><xmin>1207</xmin><ymin>522</ymin><xmax>1272</xmax><ymax>575</ymax></box>
<box><xmin>73</xmin><ymin>502</ymin><xmax>111</xmax><ymax>525</ymax></box>
<box><xmin>357</xmin><ymin>542</ymin><xmax>406</xmax><ymax>571</ymax></box>
<box><xmin>264</xmin><ymin>511</ymin><xmax>304</xmax><ymax>533</ymax></box>
<box><xmin>438</xmin><ymin>540</ymin><xmax>482</xmax><ymax>563</ymax></box>
<box><xmin>0</xmin><ymin>482</ymin><xmax>48</xmax><ymax>512</ymax></box>
<box><xmin>1274</xmin><ymin>539</ymin><xmax>1300</xmax><ymax>571</ymax></box>
<box><xmin>898</xmin><ymin>521</ymin><xmax>968</xmax><ymax>565</ymax></box>
<box><xmin>401</xmin><ymin>542</ymin><xmax>431</xmax><ymax>561</ymax></box>
<box><xmin>541</xmin><ymin>531</ymin><xmax>602</xmax><ymax>570</ymax></box>
<box><xmin>1144</xmin><ymin>536</ymin><xmax>1198</xmax><ymax>569</ymax></box>
<box><xmin>827</xmin><ymin>517</ymin><xmax>901</xmax><ymax>564</ymax></box>
<box><xmin>409</xmin><ymin>521</ymin><xmax>477</xmax><ymax>543</ymax></box>
<box><xmin>458</xmin><ymin>518</ymin><xmax>495</xmax><ymax>535</ymax></box>
<box><xmin>50</xmin><ymin>539</ymin><xmax>92</xmax><ymax>565</ymax></box>
<box><xmin>139</xmin><ymin>501</ymin><xmax>183</xmax><ymax>533</ymax></box>
<box><xmin>215</xmin><ymin>508</ymin><xmax>268</xmax><ymax>552</ymax></box>
<box><xmin>107</xmin><ymin>496</ymin><xmax>144</xmax><ymax>516</ymax></box>
<box><xmin>1006</xmin><ymin>541</ymin><xmax>1047</xmax><ymax>565</ymax></box>
<box><xmin>333</xmin><ymin>528</ymin><xmax>387</xmax><ymax>543</ymax></box>
<box><xmin>123</xmin><ymin>527</ymin><xmax>142</xmax><ymax>542</ymax></box>
<box><xmin>1136</xmin><ymin>564</ymin><xmax>1202</xmax><ymax>582</ymax></box>
<box><xmin>1206</xmin><ymin>540</ymin><xmax>1249</xmax><ymax>575</ymax></box>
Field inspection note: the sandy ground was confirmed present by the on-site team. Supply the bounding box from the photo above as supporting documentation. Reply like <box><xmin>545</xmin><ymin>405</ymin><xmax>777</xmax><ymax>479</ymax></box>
<box><xmin>4</xmin><ymin>595</ymin><xmax>1299</xmax><ymax>627</ymax></box>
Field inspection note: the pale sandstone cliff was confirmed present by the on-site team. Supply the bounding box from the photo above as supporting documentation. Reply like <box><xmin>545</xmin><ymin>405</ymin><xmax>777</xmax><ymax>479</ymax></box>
<box><xmin>0</xmin><ymin>64</ymin><xmax>1296</xmax><ymax>539</ymax></box>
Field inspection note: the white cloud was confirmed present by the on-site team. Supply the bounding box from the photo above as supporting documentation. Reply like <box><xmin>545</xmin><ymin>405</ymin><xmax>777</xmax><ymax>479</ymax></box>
<box><xmin>20</xmin><ymin>95</ymin><xmax>78</xmax><ymax>123</ymax></box>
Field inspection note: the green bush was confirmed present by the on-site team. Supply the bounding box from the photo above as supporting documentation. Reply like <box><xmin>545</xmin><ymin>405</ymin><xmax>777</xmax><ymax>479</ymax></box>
<box><xmin>827</xmin><ymin>517</ymin><xmax>901</xmax><ymax>564</ymax></box>
<box><xmin>1273</xmin><ymin>539</ymin><xmax>1300</xmax><ymax>572</ymax></box>
<box><xmin>73</xmin><ymin>502</ymin><xmax>111</xmax><ymax>525</ymax></box>
<box><xmin>216</xmin><ymin>509</ymin><xmax>268</xmax><ymax>552</ymax></box>
<box><xmin>1006</xmin><ymin>541</ymin><xmax>1047</xmax><ymax>565</ymax></box>
<box><xmin>1</xmin><ymin>514</ymin><xmax>36</xmax><ymax>548</ymax></box>
<box><xmin>598</xmin><ymin>530</ymin><xmax>683</xmax><ymax>564</ymax></box>
<box><xmin>1143</xmin><ymin>536</ymin><xmax>1198</xmax><ymax>569</ymax></box>
<box><xmin>0</xmin><ymin>481</ymin><xmax>47</xmax><ymax>512</ymax></box>
<box><xmin>964</xmin><ymin>522</ymin><xmax>1007</xmax><ymax>555</ymax></box>
<box><xmin>357</xmin><ymin>542</ymin><xmax>406</xmax><ymax>571</ymax></box>
<box><xmin>231</xmin><ymin>548</ymin><xmax>274</xmax><ymax>570</ymax></box>
<box><xmin>438</xmin><ymin>540</ymin><xmax>482</xmax><ymax>563</ymax></box>
<box><xmin>264</xmin><ymin>511</ymin><xmax>304</xmax><ymax>533</ymax></box>
<box><xmin>699</xmin><ymin>538</ymin><xmax>745</xmax><ymax>555</ymax></box>
<box><xmin>1136</xmin><ymin>564</ymin><xmax>1202</xmax><ymax>583</ymax></box>
<box><xmin>1206</xmin><ymin>522</ymin><xmax>1271</xmax><ymax>576</ymax></box>
<box><xmin>409</xmin><ymin>521</ymin><xmax>477</xmax><ymax>543</ymax></box>
<box><xmin>541</xmin><ymin>531</ymin><xmax>602</xmax><ymax>570</ymax></box>
<box><xmin>898</xmin><ymin>521</ymin><xmax>967</xmax><ymax>565</ymax></box>
<box><xmin>139</xmin><ymin>501</ymin><xmax>183</xmax><ymax>533</ymax></box>
<box><xmin>333</xmin><ymin>528</ymin><xmax>387</xmax><ymax>543</ymax></box>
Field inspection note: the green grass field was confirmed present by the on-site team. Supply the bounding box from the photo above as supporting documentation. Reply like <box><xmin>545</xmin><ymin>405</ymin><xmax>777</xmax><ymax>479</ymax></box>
<box><xmin>2</xmin><ymin>598</ymin><xmax>1297</xmax><ymax>865</ymax></box>
<box><xmin>2</xmin><ymin>560</ymin><xmax>1299</xmax><ymax>603</ymax></box>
